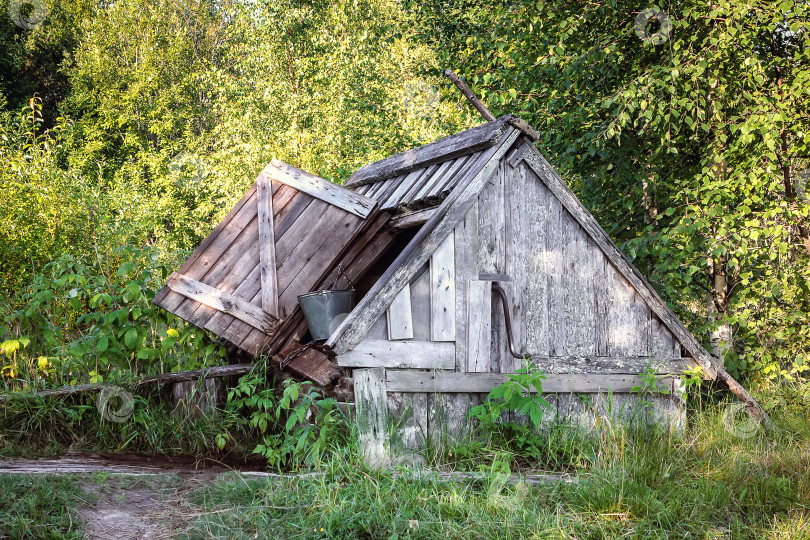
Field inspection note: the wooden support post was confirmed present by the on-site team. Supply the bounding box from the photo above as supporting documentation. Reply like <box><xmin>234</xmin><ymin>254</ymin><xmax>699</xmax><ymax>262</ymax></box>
<box><xmin>172</xmin><ymin>378</ymin><xmax>224</xmax><ymax>419</ymax></box>
<box><xmin>354</xmin><ymin>368</ymin><xmax>389</xmax><ymax>469</ymax></box>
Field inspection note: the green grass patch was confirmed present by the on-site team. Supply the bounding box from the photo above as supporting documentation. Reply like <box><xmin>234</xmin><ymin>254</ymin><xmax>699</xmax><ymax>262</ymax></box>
<box><xmin>0</xmin><ymin>474</ymin><xmax>89</xmax><ymax>539</ymax></box>
<box><xmin>182</xmin><ymin>408</ymin><xmax>810</xmax><ymax>539</ymax></box>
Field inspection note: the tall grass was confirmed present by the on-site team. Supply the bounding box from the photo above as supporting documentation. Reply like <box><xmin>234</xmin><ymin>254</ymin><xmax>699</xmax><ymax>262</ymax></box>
<box><xmin>183</xmin><ymin>404</ymin><xmax>810</xmax><ymax>539</ymax></box>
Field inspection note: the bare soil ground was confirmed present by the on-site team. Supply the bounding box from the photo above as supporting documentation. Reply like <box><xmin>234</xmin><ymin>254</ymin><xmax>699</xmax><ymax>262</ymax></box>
<box><xmin>0</xmin><ymin>453</ymin><xmax>267</xmax><ymax>539</ymax></box>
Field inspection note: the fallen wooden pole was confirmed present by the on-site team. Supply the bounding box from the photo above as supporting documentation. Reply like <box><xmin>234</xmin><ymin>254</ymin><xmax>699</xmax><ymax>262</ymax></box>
<box><xmin>444</xmin><ymin>68</ymin><xmax>496</xmax><ymax>122</ymax></box>
<box><xmin>0</xmin><ymin>363</ymin><xmax>258</xmax><ymax>403</ymax></box>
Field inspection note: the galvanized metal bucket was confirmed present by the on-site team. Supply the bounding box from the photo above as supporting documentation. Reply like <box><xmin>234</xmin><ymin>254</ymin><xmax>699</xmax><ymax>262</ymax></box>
<box><xmin>298</xmin><ymin>289</ymin><xmax>354</xmax><ymax>341</ymax></box>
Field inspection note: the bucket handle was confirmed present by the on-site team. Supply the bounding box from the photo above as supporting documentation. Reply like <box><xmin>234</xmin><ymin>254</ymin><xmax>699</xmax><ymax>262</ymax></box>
<box><xmin>330</xmin><ymin>263</ymin><xmax>354</xmax><ymax>291</ymax></box>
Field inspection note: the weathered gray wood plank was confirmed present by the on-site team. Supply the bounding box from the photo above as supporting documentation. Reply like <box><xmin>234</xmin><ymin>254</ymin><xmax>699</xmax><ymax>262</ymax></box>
<box><xmin>428</xmin><ymin>393</ymin><xmax>474</xmax><ymax>447</ymax></box>
<box><xmin>354</xmin><ymin>368</ymin><xmax>389</xmax><ymax>469</ymax></box>
<box><xmin>256</xmin><ymin>173</ymin><xmax>279</xmax><ymax>316</ymax></box>
<box><xmin>389</xmin><ymin>207</ymin><xmax>438</xmax><ymax>230</ymax></box>
<box><xmin>366</xmin><ymin>314</ymin><xmax>388</xmax><ymax>341</ymax></box>
<box><xmin>530</xmin><ymin>356</ymin><xmax>687</xmax><ymax>374</ymax></box>
<box><xmin>381</xmin><ymin>169</ymin><xmax>424</xmax><ymax>210</ymax></box>
<box><xmin>651</xmin><ymin>315</ymin><xmax>682</xmax><ymax>358</ymax></box>
<box><xmin>166</xmin><ymin>272</ymin><xmax>277</xmax><ymax>333</ymax></box>
<box><xmin>387</xmin><ymin>391</ymin><xmax>427</xmax><ymax>466</ymax></box>
<box><xmin>467</xmin><ymin>279</ymin><xmax>492</xmax><ymax>372</ymax></box>
<box><xmin>411</xmin><ymin>159</ymin><xmax>454</xmax><ymax>203</ymax></box>
<box><xmin>386</xmin><ymin>284</ymin><xmax>413</xmax><ymax>340</ymax></box>
<box><xmin>337</xmin><ymin>340</ymin><xmax>454</xmax><ymax>369</ymax></box>
<box><xmin>345</xmin><ymin>117</ymin><xmax>513</xmax><ymax>187</ymax></box>
<box><xmin>409</xmin><ymin>265</ymin><xmax>432</xmax><ymax>342</ymax></box>
<box><xmin>520</xmin><ymin>148</ymin><xmax>718</xmax><ymax>379</ymax></box>
<box><xmin>426</xmin><ymin>154</ymin><xmax>473</xmax><ymax>202</ymax></box>
<box><xmin>267</xmin><ymin>160</ymin><xmax>376</xmax><ymax>218</ymax></box>
<box><xmin>454</xmin><ymin>202</ymin><xmax>479</xmax><ymax>372</ymax></box>
<box><xmin>476</xmin><ymin>158</ymin><xmax>506</xmax><ymax>274</ymax></box>
<box><xmin>515</xmin><ymin>164</ymin><xmax>549</xmax><ymax>357</ymax></box>
<box><xmin>386</xmin><ymin>371</ymin><xmax>675</xmax><ymax>394</ymax></box>
<box><xmin>430</xmin><ymin>233</ymin><xmax>456</xmax><ymax>342</ymax></box>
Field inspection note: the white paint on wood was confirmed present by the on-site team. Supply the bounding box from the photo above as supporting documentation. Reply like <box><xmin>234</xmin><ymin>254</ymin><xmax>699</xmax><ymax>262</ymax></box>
<box><xmin>337</xmin><ymin>341</ymin><xmax>454</xmax><ymax>369</ymax></box>
<box><xmin>385</xmin><ymin>371</ymin><xmax>675</xmax><ymax>394</ymax></box>
<box><xmin>256</xmin><ymin>174</ymin><xmax>279</xmax><ymax>316</ymax></box>
<box><xmin>386</xmin><ymin>284</ymin><xmax>413</xmax><ymax>340</ymax></box>
<box><xmin>430</xmin><ymin>233</ymin><xmax>456</xmax><ymax>341</ymax></box>
<box><xmin>266</xmin><ymin>160</ymin><xmax>376</xmax><ymax>218</ymax></box>
<box><xmin>354</xmin><ymin>368</ymin><xmax>389</xmax><ymax>469</ymax></box>
<box><xmin>166</xmin><ymin>272</ymin><xmax>277</xmax><ymax>334</ymax></box>
<box><xmin>467</xmin><ymin>279</ymin><xmax>492</xmax><ymax>372</ymax></box>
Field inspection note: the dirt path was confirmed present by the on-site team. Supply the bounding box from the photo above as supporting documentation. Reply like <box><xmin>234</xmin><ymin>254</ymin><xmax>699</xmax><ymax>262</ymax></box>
<box><xmin>79</xmin><ymin>478</ymin><xmax>188</xmax><ymax>540</ymax></box>
<box><xmin>0</xmin><ymin>452</ymin><xmax>273</xmax><ymax>539</ymax></box>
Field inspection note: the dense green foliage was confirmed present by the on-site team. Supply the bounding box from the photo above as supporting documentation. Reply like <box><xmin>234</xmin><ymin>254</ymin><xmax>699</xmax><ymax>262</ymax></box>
<box><xmin>409</xmin><ymin>0</ymin><xmax>810</xmax><ymax>388</ymax></box>
<box><xmin>0</xmin><ymin>0</ymin><xmax>473</xmax><ymax>394</ymax></box>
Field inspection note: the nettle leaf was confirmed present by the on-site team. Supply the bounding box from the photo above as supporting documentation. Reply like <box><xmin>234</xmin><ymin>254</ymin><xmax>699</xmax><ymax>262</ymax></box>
<box><xmin>124</xmin><ymin>328</ymin><xmax>138</xmax><ymax>349</ymax></box>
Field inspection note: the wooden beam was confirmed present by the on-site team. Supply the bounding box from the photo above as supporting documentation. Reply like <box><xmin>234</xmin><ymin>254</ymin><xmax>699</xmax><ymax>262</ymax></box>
<box><xmin>385</xmin><ymin>371</ymin><xmax>677</xmax><ymax>394</ymax></box>
<box><xmin>430</xmin><ymin>233</ymin><xmax>456</xmax><ymax>341</ymax></box>
<box><xmin>166</xmin><ymin>272</ymin><xmax>278</xmax><ymax>334</ymax></box>
<box><xmin>256</xmin><ymin>173</ymin><xmax>279</xmax><ymax>316</ymax></box>
<box><xmin>337</xmin><ymin>340</ymin><xmax>454</xmax><ymax>369</ymax></box>
<box><xmin>327</xmin><ymin>128</ymin><xmax>521</xmax><ymax>355</ymax></box>
<box><xmin>354</xmin><ymin>368</ymin><xmax>389</xmax><ymax>469</ymax></box>
<box><xmin>266</xmin><ymin>160</ymin><xmax>377</xmax><ymax>218</ymax></box>
<box><xmin>389</xmin><ymin>207</ymin><xmax>438</xmax><ymax>230</ymax></box>
<box><xmin>467</xmin><ymin>279</ymin><xmax>492</xmax><ymax>372</ymax></box>
<box><xmin>386</xmin><ymin>284</ymin><xmax>414</xmax><ymax>340</ymax></box>
<box><xmin>444</xmin><ymin>68</ymin><xmax>496</xmax><ymax>121</ymax></box>
<box><xmin>530</xmin><ymin>356</ymin><xmax>688</xmax><ymax>375</ymax></box>
<box><xmin>270</xmin><ymin>342</ymin><xmax>341</xmax><ymax>388</ymax></box>
<box><xmin>345</xmin><ymin>117</ymin><xmax>514</xmax><ymax>187</ymax></box>
<box><xmin>0</xmin><ymin>364</ymin><xmax>257</xmax><ymax>402</ymax></box>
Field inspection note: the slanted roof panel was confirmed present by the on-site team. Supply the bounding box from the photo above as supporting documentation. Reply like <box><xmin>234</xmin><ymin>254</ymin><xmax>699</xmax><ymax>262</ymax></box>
<box><xmin>353</xmin><ymin>151</ymin><xmax>486</xmax><ymax>214</ymax></box>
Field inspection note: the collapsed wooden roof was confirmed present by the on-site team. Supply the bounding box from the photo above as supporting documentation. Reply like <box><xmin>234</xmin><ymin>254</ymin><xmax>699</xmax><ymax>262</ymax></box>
<box><xmin>153</xmin><ymin>115</ymin><xmax>766</xmax><ymax>419</ymax></box>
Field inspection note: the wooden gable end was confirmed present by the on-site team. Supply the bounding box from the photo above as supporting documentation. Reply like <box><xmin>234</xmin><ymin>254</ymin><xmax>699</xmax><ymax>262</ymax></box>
<box><xmin>153</xmin><ymin>161</ymin><xmax>378</xmax><ymax>357</ymax></box>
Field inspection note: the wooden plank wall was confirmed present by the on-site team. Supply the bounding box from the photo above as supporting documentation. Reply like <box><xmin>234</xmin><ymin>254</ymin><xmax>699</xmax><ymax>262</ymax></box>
<box><xmin>345</xmin><ymin>150</ymin><xmax>690</xmax><ymax>464</ymax></box>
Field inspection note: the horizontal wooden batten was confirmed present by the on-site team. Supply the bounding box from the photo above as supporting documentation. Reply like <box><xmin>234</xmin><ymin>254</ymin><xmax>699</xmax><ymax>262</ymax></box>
<box><xmin>385</xmin><ymin>371</ymin><xmax>676</xmax><ymax>394</ymax></box>
<box><xmin>266</xmin><ymin>160</ymin><xmax>377</xmax><ymax>218</ymax></box>
<box><xmin>166</xmin><ymin>272</ymin><xmax>279</xmax><ymax>334</ymax></box>
<box><xmin>337</xmin><ymin>341</ymin><xmax>455</xmax><ymax>369</ymax></box>
<box><xmin>529</xmin><ymin>356</ymin><xmax>687</xmax><ymax>375</ymax></box>
<box><xmin>390</xmin><ymin>207</ymin><xmax>438</xmax><ymax>229</ymax></box>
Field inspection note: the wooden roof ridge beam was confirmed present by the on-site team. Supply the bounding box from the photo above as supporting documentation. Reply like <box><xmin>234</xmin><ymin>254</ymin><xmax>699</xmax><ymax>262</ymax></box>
<box><xmin>265</xmin><ymin>160</ymin><xmax>377</xmax><ymax>218</ymax></box>
<box><xmin>345</xmin><ymin>116</ymin><xmax>516</xmax><ymax>188</ymax></box>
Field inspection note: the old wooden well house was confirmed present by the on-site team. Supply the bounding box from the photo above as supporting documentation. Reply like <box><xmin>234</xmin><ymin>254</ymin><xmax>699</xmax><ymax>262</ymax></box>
<box><xmin>153</xmin><ymin>115</ymin><xmax>763</xmax><ymax>466</ymax></box>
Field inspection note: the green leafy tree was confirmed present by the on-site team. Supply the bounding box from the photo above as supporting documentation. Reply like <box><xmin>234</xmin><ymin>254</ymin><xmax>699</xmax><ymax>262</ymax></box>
<box><xmin>410</xmin><ymin>0</ymin><xmax>810</xmax><ymax>383</ymax></box>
